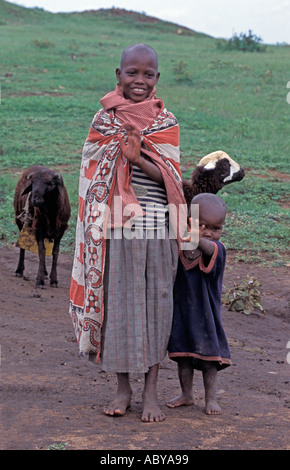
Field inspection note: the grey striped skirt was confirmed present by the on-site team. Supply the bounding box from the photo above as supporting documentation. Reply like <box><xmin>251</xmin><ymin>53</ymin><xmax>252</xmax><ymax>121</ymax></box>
<box><xmin>99</xmin><ymin>227</ymin><xmax>178</xmax><ymax>373</ymax></box>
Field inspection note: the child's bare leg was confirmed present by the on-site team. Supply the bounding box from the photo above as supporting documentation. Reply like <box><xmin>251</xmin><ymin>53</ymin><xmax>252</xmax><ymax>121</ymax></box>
<box><xmin>167</xmin><ymin>357</ymin><xmax>195</xmax><ymax>408</ymax></box>
<box><xmin>202</xmin><ymin>361</ymin><xmax>221</xmax><ymax>415</ymax></box>
<box><xmin>142</xmin><ymin>363</ymin><xmax>164</xmax><ymax>422</ymax></box>
<box><xmin>104</xmin><ymin>372</ymin><xmax>132</xmax><ymax>416</ymax></box>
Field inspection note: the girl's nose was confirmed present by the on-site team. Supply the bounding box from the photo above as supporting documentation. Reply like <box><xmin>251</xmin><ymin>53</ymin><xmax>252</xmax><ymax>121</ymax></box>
<box><xmin>135</xmin><ymin>74</ymin><xmax>144</xmax><ymax>83</ymax></box>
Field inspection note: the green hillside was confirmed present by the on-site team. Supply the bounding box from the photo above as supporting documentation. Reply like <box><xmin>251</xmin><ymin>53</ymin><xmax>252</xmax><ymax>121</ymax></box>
<box><xmin>0</xmin><ymin>0</ymin><xmax>289</xmax><ymax>262</ymax></box>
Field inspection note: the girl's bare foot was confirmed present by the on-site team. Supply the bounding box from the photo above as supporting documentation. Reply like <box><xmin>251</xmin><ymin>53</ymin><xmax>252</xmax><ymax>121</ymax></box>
<box><xmin>141</xmin><ymin>392</ymin><xmax>165</xmax><ymax>422</ymax></box>
<box><xmin>205</xmin><ymin>399</ymin><xmax>221</xmax><ymax>415</ymax></box>
<box><xmin>104</xmin><ymin>372</ymin><xmax>132</xmax><ymax>417</ymax></box>
<box><xmin>104</xmin><ymin>392</ymin><xmax>132</xmax><ymax>416</ymax></box>
<box><xmin>141</xmin><ymin>364</ymin><xmax>165</xmax><ymax>422</ymax></box>
<box><xmin>166</xmin><ymin>393</ymin><xmax>195</xmax><ymax>408</ymax></box>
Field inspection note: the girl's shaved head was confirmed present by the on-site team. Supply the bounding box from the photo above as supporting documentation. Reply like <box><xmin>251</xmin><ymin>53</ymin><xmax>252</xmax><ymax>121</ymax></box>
<box><xmin>120</xmin><ymin>43</ymin><xmax>158</xmax><ymax>70</ymax></box>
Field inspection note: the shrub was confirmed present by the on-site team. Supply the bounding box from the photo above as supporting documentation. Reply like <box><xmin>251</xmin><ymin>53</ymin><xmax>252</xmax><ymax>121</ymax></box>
<box><xmin>32</xmin><ymin>38</ymin><xmax>55</xmax><ymax>48</ymax></box>
<box><xmin>216</xmin><ymin>30</ymin><xmax>267</xmax><ymax>53</ymax></box>
<box><xmin>173</xmin><ymin>60</ymin><xmax>191</xmax><ymax>82</ymax></box>
<box><xmin>223</xmin><ymin>275</ymin><xmax>266</xmax><ymax>315</ymax></box>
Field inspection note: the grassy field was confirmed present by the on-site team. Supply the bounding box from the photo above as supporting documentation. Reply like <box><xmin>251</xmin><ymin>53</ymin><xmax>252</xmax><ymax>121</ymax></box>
<box><xmin>1</xmin><ymin>0</ymin><xmax>289</xmax><ymax>264</ymax></box>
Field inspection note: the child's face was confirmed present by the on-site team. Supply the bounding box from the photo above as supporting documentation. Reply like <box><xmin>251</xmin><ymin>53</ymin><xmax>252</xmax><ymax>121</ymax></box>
<box><xmin>116</xmin><ymin>50</ymin><xmax>160</xmax><ymax>103</ymax></box>
<box><xmin>198</xmin><ymin>205</ymin><xmax>225</xmax><ymax>242</ymax></box>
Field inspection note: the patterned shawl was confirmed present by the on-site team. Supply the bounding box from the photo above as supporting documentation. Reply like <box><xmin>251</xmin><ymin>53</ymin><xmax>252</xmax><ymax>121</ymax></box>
<box><xmin>69</xmin><ymin>84</ymin><xmax>187</xmax><ymax>360</ymax></box>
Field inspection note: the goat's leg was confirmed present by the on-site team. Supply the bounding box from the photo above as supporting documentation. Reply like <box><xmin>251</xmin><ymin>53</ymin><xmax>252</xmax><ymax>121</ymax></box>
<box><xmin>36</xmin><ymin>238</ymin><xmax>47</xmax><ymax>288</ymax></box>
<box><xmin>15</xmin><ymin>248</ymin><xmax>25</xmax><ymax>277</ymax></box>
<box><xmin>50</xmin><ymin>237</ymin><xmax>60</xmax><ymax>287</ymax></box>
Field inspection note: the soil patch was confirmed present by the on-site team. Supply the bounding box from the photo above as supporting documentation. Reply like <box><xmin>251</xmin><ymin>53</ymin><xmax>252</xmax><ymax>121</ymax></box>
<box><xmin>0</xmin><ymin>245</ymin><xmax>289</xmax><ymax>450</ymax></box>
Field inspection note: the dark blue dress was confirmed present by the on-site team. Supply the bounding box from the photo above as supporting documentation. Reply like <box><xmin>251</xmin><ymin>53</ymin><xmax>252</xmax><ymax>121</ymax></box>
<box><xmin>168</xmin><ymin>241</ymin><xmax>231</xmax><ymax>370</ymax></box>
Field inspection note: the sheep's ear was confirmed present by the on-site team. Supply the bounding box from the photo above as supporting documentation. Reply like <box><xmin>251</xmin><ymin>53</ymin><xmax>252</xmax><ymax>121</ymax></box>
<box><xmin>21</xmin><ymin>171</ymin><xmax>36</xmax><ymax>195</ymax></box>
<box><xmin>54</xmin><ymin>173</ymin><xmax>64</xmax><ymax>195</ymax></box>
<box><xmin>21</xmin><ymin>184</ymin><xmax>32</xmax><ymax>196</ymax></box>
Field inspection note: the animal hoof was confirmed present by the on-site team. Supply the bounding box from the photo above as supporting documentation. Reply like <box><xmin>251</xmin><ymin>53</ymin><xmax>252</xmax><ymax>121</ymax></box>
<box><xmin>36</xmin><ymin>281</ymin><xmax>45</xmax><ymax>289</ymax></box>
<box><xmin>50</xmin><ymin>282</ymin><xmax>58</xmax><ymax>288</ymax></box>
<box><xmin>15</xmin><ymin>272</ymin><xmax>23</xmax><ymax>278</ymax></box>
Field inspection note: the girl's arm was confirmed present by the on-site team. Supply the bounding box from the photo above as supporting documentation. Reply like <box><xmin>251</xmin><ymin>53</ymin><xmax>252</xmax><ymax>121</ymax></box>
<box><xmin>118</xmin><ymin>123</ymin><xmax>164</xmax><ymax>185</ymax></box>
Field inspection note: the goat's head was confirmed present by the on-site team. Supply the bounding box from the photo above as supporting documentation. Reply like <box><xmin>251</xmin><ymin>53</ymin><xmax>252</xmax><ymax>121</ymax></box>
<box><xmin>22</xmin><ymin>167</ymin><xmax>64</xmax><ymax>208</ymax></box>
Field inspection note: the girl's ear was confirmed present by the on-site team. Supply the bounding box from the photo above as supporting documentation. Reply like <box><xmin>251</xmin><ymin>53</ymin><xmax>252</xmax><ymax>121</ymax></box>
<box><xmin>116</xmin><ymin>68</ymin><xmax>121</xmax><ymax>82</ymax></box>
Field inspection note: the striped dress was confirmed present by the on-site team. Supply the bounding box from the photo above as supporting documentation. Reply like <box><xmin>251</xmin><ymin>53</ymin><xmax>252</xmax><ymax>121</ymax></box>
<box><xmin>130</xmin><ymin>165</ymin><xmax>169</xmax><ymax>230</ymax></box>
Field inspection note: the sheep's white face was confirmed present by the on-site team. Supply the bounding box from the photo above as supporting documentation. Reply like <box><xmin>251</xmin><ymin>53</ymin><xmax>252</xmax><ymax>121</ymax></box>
<box><xmin>198</xmin><ymin>151</ymin><xmax>244</xmax><ymax>184</ymax></box>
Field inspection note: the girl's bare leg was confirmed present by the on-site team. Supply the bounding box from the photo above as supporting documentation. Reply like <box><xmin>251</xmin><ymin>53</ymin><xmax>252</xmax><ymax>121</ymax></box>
<box><xmin>167</xmin><ymin>357</ymin><xmax>195</xmax><ymax>408</ymax></box>
<box><xmin>202</xmin><ymin>361</ymin><xmax>221</xmax><ymax>415</ymax></box>
<box><xmin>142</xmin><ymin>364</ymin><xmax>165</xmax><ymax>422</ymax></box>
<box><xmin>104</xmin><ymin>372</ymin><xmax>132</xmax><ymax>416</ymax></box>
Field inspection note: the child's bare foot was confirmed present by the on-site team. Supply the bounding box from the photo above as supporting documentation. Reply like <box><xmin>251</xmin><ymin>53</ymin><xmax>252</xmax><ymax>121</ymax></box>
<box><xmin>104</xmin><ymin>392</ymin><xmax>132</xmax><ymax>417</ymax></box>
<box><xmin>205</xmin><ymin>399</ymin><xmax>221</xmax><ymax>415</ymax></box>
<box><xmin>202</xmin><ymin>361</ymin><xmax>220</xmax><ymax>415</ymax></box>
<box><xmin>166</xmin><ymin>393</ymin><xmax>195</xmax><ymax>408</ymax></box>
<box><xmin>141</xmin><ymin>393</ymin><xmax>165</xmax><ymax>422</ymax></box>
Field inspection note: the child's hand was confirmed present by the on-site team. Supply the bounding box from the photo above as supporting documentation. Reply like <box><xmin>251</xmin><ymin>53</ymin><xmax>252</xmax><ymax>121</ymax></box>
<box><xmin>182</xmin><ymin>217</ymin><xmax>199</xmax><ymax>242</ymax></box>
<box><xmin>198</xmin><ymin>223</ymin><xmax>206</xmax><ymax>240</ymax></box>
<box><xmin>118</xmin><ymin>123</ymin><xmax>141</xmax><ymax>164</ymax></box>
<box><xmin>181</xmin><ymin>217</ymin><xmax>200</xmax><ymax>250</ymax></box>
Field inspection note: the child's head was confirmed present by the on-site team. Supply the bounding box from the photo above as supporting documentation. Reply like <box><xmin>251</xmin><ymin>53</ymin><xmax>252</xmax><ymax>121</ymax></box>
<box><xmin>116</xmin><ymin>44</ymin><xmax>160</xmax><ymax>103</ymax></box>
<box><xmin>191</xmin><ymin>193</ymin><xmax>226</xmax><ymax>242</ymax></box>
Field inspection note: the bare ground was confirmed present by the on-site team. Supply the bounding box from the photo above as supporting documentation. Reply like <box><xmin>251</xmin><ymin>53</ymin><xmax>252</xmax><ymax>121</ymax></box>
<box><xmin>0</xmin><ymin>245</ymin><xmax>289</xmax><ymax>451</ymax></box>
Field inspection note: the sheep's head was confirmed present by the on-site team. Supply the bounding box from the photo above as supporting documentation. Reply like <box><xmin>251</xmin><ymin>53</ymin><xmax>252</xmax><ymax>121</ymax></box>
<box><xmin>183</xmin><ymin>151</ymin><xmax>245</xmax><ymax>207</ymax></box>
<box><xmin>22</xmin><ymin>167</ymin><xmax>64</xmax><ymax>208</ymax></box>
<box><xmin>197</xmin><ymin>151</ymin><xmax>245</xmax><ymax>186</ymax></box>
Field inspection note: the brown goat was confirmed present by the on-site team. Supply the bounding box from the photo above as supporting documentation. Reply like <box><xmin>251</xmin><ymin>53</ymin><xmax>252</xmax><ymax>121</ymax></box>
<box><xmin>182</xmin><ymin>151</ymin><xmax>245</xmax><ymax>208</ymax></box>
<box><xmin>14</xmin><ymin>165</ymin><xmax>71</xmax><ymax>288</ymax></box>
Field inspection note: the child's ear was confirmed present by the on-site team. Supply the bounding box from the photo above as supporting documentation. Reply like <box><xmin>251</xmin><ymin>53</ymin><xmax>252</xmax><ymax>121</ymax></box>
<box><xmin>116</xmin><ymin>68</ymin><xmax>121</xmax><ymax>81</ymax></box>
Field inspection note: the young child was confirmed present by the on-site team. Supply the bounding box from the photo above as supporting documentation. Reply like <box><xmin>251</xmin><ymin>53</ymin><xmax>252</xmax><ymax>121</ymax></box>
<box><xmin>167</xmin><ymin>192</ymin><xmax>231</xmax><ymax>415</ymax></box>
<box><xmin>69</xmin><ymin>44</ymin><xmax>186</xmax><ymax>422</ymax></box>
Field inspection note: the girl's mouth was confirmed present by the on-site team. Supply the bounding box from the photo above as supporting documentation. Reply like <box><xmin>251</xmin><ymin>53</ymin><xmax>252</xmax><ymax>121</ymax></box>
<box><xmin>132</xmin><ymin>88</ymin><xmax>146</xmax><ymax>94</ymax></box>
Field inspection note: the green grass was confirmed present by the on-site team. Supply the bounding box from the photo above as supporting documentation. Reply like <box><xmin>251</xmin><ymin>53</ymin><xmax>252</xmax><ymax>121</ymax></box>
<box><xmin>1</xmin><ymin>0</ymin><xmax>289</xmax><ymax>263</ymax></box>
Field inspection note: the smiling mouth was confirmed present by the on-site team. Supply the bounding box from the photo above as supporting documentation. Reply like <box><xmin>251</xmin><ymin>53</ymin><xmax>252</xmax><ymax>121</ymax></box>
<box><xmin>132</xmin><ymin>88</ymin><xmax>146</xmax><ymax>93</ymax></box>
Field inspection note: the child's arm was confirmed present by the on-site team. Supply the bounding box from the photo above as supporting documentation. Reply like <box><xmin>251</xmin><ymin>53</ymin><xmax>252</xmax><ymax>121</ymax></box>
<box><xmin>118</xmin><ymin>124</ymin><xmax>164</xmax><ymax>185</ymax></box>
<box><xmin>182</xmin><ymin>217</ymin><xmax>215</xmax><ymax>258</ymax></box>
<box><xmin>198</xmin><ymin>235</ymin><xmax>215</xmax><ymax>258</ymax></box>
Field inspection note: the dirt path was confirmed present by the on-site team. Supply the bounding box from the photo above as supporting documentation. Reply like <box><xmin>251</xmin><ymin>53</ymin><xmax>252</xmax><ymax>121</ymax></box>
<box><xmin>0</xmin><ymin>245</ymin><xmax>289</xmax><ymax>451</ymax></box>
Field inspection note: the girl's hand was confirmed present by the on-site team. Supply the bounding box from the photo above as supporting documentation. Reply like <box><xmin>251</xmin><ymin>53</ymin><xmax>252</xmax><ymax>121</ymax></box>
<box><xmin>118</xmin><ymin>123</ymin><xmax>141</xmax><ymax>164</ymax></box>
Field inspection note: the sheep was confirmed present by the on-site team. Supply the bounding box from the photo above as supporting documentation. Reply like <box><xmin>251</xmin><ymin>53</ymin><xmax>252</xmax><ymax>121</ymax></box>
<box><xmin>182</xmin><ymin>150</ymin><xmax>245</xmax><ymax>208</ymax></box>
<box><xmin>14</xmin><ymin>165</ymin><xmax>71</xmax><ymax>288</ymax></box>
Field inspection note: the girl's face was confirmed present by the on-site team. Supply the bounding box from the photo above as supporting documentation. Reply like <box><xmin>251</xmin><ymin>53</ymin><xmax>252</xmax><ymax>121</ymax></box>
<box><xmin>116</xmin><ymin>50</ymin><xmax>160</xmax><ymax>103</ymax></box>
<box><xmin>198</xmin><ymin>205</ymin><xmax>225</xmax><ymax>241</ymax></box>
